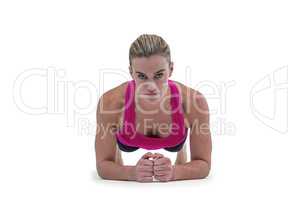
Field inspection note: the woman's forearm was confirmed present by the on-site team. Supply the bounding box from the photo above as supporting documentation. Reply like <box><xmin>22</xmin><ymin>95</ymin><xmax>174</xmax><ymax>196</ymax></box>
<box><xmin>97</xmin><ymin>159</ymin><xmax>210</xmax><ymax>182</ymax></box>
<box><xmin>172</xmin><ymin>160</ymin><xmax>210</xmax><ymax>181</ymax></box>
<box><xmin>97</xmin><ymin>160</ymin><xmax>136</xmax><ymax>181</ymax></box>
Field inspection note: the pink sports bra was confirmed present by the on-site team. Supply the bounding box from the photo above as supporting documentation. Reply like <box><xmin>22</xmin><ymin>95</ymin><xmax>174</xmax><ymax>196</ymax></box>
<box><xmin>115</xmin><ymin>79</ymin><xmax>188</xmax><ymax>152</ymax></box>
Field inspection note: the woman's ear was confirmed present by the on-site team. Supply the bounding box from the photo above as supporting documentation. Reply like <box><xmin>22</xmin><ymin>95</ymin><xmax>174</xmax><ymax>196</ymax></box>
<box><xmin>168</xmin><ymin>62</ymin><xmax>174</xmax><ymax>77</ymax></box>
<box><xmin>129</xmin><ymin>66</ymin><xmax>133</xmax><ymax>78</ymax></box>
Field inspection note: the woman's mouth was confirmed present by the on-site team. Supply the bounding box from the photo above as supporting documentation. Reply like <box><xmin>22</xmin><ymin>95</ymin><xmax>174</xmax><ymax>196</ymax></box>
<box><xmin>146</xmin><ymin>93</ymin><xmax>157</xmax><ymax>96</ymax></box>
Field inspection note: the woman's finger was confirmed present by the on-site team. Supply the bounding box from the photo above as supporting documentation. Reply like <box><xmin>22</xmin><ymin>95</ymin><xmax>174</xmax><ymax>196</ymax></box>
<box><xmin>153</xmin><ymin>153</ymin><xmax>164</xmax><ymax>160</ymax></box>
<box><xmin>139</xmin><ymin>171</ymin><xmax>154</xmax><ymax>177</ymax></box>
<box><xmin>139</xmin><ymin>159</ymin><xmax>154</xmax><ymax>166</ymax></box>
<box><xmin>137</xmin><ymin>166</ymin><xmax>154</xmax><ymax>172</ymax></box>
<box><xmin>154</xmin><ymin>171</ymin><xmax>168</xmax><ymax>176</ymax></box>
<box><xmin>142</xmin><ymin>152</ymin><xmax>153</xmax><ymax>159</ymax></box>
<box><xmin>154</xmin><ymin>164</ymin><xmax>170</xmax><ymax>171</ymax></box>
<box><xmin>154</xmin><ymin>157</ymin><xmax>171</xmax><ymax>165</ymax></box>
<box><xmin>139</xmin><ymin>177</ymin><xmax>153</xmax><ymax>182</ymax></box>
<box><xmin>154</xmin><ymin>175</ymin><xmax>170</xmax><ymax>182</ymax></box>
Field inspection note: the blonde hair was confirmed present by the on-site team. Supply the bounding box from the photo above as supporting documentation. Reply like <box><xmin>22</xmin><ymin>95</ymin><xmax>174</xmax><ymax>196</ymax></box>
<box><xmin>129</xmin><ymin>34</ymin><xmax>171</xmax><ymax>66</ymax></box>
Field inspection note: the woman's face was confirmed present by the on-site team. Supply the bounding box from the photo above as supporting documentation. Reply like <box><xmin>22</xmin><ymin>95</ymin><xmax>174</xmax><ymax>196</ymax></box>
<box><xmin>129</xmin><ymin>55</ymin><xmax>173</xmax><ymax>101</ymax></box>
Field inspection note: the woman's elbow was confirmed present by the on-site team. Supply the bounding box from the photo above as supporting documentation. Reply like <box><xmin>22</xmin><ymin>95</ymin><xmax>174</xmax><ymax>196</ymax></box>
<box><xmin>96</xmin><ymin>162</ymin><xmax>110</xmax><ymax>180</ymax></box>
<box><xmin>200</xmin><ymin>167</ymin><xmax>210</xmax><ymax>179</ymax></box>
<box><xmin>197</xmin><ymin>161</ymin><xmax>211</xmax><ymax>179</ymax></box>
<box><xmin>96</xmin><ymin>165</ymin><xmax>105</xmax><ymax>179</ymax></box>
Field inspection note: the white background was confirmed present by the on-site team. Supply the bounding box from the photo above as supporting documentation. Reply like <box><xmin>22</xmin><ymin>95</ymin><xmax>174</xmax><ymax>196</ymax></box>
<box><xmin>0</xmin><ymin>0</ymin><xmax>299</xmax><ymax>199</ymax></box>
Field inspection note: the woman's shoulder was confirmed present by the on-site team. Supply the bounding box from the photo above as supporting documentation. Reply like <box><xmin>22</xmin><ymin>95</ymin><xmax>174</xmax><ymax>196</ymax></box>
<box><xmin>97</xmin><ymin>81</ymin><xmax>128</xmax><ymax>121</ymax></box>
<box><xmin>171</xmin><ymin>80</ymin><xmax>209</xmax><ymax>128</ymax></box>
<box><xmin>172</xmin><ymin>80</ymin><xmax>207</xmax><ymax>104</ymax></box>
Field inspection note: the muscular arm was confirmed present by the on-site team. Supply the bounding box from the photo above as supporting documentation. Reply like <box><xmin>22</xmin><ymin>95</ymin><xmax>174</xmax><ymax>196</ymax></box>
<box><xmin>95</xmin><ymin>93</ymin><xmax>135</xmax><ymax>181</ymax></box>
<box><xmin>172</xmin><ymin>91</ymin><xmax>212</xmax><ymax>181</ymax></box>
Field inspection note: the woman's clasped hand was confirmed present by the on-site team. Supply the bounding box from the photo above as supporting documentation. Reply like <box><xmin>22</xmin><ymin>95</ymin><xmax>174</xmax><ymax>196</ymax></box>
<box><xmin>134</xmin><ymin>152</ymin><xmax>174</xmax><ymax>183</ymax></box>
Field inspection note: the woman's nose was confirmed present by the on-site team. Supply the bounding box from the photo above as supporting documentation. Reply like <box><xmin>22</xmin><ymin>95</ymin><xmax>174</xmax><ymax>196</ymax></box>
<box><xmin>144</xmin><ymin>82</ymin><xmax>157</xmax><ymax>90</ymax></box>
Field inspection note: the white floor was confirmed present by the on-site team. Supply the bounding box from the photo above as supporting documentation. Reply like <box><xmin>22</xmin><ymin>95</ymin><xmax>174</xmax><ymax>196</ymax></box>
<box><xmin>0</xmin><ymin>119</ymin><xmax>298</xmax><ymax>200</ymax></box>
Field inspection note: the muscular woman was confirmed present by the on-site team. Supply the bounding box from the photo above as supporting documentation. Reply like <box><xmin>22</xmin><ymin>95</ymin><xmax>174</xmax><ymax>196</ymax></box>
<box><xmin>95</xmin><ymin>34</ymin><xmax>212</xmax><ymax>182</ymax></box>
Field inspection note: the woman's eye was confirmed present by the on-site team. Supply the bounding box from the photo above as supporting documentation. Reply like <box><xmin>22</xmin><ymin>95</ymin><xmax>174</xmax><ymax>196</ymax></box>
<box><xmin>138</xmin><ymin>74</ymin><xmax>147</xmax><ymax>80</ymax></box>
<box><xmin>154</xmin><ymin>73</ymin><xmax>163</xmax><ymax>79</ymax></box>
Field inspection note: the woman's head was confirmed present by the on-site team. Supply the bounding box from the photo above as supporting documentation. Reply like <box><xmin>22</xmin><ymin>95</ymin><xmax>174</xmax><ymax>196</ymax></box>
<box><xmin>129</xmin><ymin>34</ymin><xmax>174</xmax><ymax>100</ymax></box>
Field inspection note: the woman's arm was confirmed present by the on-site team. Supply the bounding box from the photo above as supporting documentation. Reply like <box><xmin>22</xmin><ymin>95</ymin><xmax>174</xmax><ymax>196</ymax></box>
<box><xmin>96</xmin><ymin>160</ymin><xmax>136</xmax><ymax>181</ymax></box>
<box><xmin>95</xmin><ymin>93</ymin><xmax>135</xmax><ymax>181</ymax></box>
<box><xmin>172</xmin><ymin>158</ymin><xmax>210</xmax><ymax>180</ymax></box>
<box><xmin>172</xmin><ymin>90</ymin><xmax>212</xmax><ymax>181</ymax></box>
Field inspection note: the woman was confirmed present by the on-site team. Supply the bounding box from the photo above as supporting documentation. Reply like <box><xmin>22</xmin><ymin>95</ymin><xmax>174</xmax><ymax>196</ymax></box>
<box><xmin>95</xmin><ymin>34</ymin><xmax>212</xmax><ymax>182</ymax></box>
